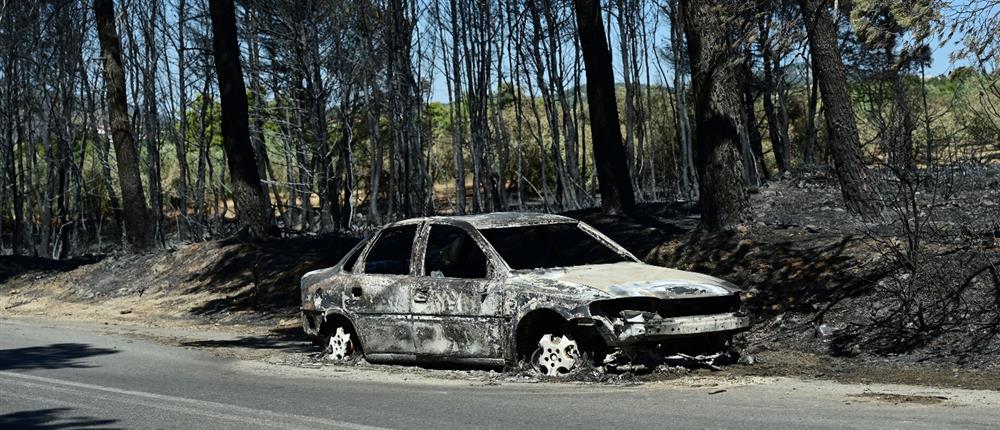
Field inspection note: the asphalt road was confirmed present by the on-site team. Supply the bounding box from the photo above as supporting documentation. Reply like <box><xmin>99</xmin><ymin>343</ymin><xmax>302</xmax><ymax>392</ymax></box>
<box><xmin>1</xmin><ymin>318</ymin><xmax>998</xmax><ymax>429</ymax></box>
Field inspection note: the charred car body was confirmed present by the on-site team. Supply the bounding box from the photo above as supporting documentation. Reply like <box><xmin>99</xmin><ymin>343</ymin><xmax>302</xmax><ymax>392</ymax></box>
<box><xmin>300</xmin><ymin>213</ymin><xmax>749</xmax><ymax>375</ymax></box>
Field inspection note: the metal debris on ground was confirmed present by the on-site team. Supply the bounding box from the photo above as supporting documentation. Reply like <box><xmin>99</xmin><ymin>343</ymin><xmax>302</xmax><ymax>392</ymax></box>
<box><xmin>661</xmin><ymin>353</ymin><xmax>724</xmax><ymax>371</ymax></box>
<box><xmin>816</xmin><ymin>324</ymin><xmax>834</xmax><ymax>337</ymax></box>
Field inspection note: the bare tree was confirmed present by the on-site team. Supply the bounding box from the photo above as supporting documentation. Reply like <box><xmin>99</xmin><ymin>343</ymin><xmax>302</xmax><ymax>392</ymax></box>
<box><xmin>572</xmin><ymin>0</ymin><xmax>636</xmax><ymax>215</ymax></box>
<box><xmin>94</xmin><ymin>0</ymin><xmax>154</xmax><ymax>251</ymax></box>
<box><xmin>759</xmin><ymin>9</ymin><xmax>791</xmax><ymax>173</ymax></box>
<box><xmin>207</xmin><ymin>0</ymin><xmax>272</xmax><ymax>238</ymax></box>
<box><xmin>678</xmin><ymin>0</ymin><xmax>752</xmax><ymax>229</ymax></box>
<box><xmin>799</xmin><ymin>0</ymin><xmax>881</xmax><ymax>216</ymax></box>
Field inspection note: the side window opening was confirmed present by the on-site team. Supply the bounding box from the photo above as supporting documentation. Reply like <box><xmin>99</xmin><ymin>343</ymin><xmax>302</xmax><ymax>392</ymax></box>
<box><xmin>423</xmin><ymin>225</ymin><xmax>487</xmax><ymax>279</ymax></box>
<box><xmin>340</xmin><ymin>243</ymin><xmax>364</xmax><ymax>273</ymax></box>
<box><xmin>363</xmin><ymin>225</ymin><xmax>418</xmax><ymax>275</ymax></box>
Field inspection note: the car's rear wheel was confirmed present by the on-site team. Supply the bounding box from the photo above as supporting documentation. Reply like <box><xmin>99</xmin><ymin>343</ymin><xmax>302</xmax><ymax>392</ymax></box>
<box><xmin>326</xmin><ymin>327</ymin><xmax>356</xmax><ymax>360</ymax></box>
<box><xmin>530</xmin><ymin>333</ymin><xmax>580</xmax><ymax>376</ymax></box>
<box><xmin>319</xmin><ymin>317</ymin><xmax>362</xmax><ymax>361</ymax></box>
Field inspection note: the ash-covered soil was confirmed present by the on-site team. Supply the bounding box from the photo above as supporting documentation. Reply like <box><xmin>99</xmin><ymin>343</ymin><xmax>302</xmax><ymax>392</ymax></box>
<box><xmin>1</xmin><ymin>233</ymin><xmax>359</xmax><ymax>325</ymax></box>
<box><xmin>2</xmin><ymin>165</ymin><xmax>998</xmax><ymax>389</ymax></box>
<box><xmin>637</xmin><ymin>165</ymin><xmax>1000</xmax><ymax>387</ymax></box>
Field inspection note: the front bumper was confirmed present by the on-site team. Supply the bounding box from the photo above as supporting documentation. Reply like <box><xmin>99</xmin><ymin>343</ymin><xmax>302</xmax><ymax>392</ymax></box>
<box><xmin>616</xmin><ymin>312</ymin><xmax>749</xmax><ymax>343</ymax></box>
<box><xmin>301</xmin><ymin>309</ymin><xmax>322</xmax><ymax>337</ymax></box>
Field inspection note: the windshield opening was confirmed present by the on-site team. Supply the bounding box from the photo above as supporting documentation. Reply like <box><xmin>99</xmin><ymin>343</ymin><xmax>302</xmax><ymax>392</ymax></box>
<box><xmin>479</xmin><ymin>223</ymin><xmax>629</xmax><ymax>270</ymax></box>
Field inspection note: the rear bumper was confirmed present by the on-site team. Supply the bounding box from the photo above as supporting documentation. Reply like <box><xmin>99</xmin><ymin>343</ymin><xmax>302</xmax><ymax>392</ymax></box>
<box><xmin>616</xmin><ymin>312</ymin><xmax>749</xmax><ymax>344</ymax></box>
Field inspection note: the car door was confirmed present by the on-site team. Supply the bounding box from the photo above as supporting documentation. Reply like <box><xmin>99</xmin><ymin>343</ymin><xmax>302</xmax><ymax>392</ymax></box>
<box><xmin>348</xmin><ymin>223</ymin><xmax>420</xmax><ymax>358</ymax></box>
<box><xmin>411</xmin><ymin>223</ymin><xmax>505</xmax><ymax>360</ymax></box>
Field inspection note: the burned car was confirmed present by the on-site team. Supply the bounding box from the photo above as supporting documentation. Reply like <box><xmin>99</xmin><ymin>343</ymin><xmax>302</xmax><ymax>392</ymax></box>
<box><xmin>300</xmin><ymin>213</ymin><xmax>749</xmax><ymax>376</ymax></box>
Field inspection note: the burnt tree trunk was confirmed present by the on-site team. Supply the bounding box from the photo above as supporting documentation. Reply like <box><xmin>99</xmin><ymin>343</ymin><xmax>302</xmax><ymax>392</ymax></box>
<box><xmin>760</xmin><ymin>14</ymin><xmax>790</xmax><ymax>173</ymax></box>
<box><xmin>804</xmin><ymin>53</ymin><xmax>819</xmax><ymax>164</ymax></box>
<box><xmin>175</xmin><ymin>0</ymin><xmax>190</xmax><ymax>238</ymax></box>
<box><xmin>887</xmin><ymin>44</ymin><xmax>915</xmax><ymax>171</ymax></box>
<box><xmin>448</xmin><ymin>0</ymin><xmax>466</xmax><ymax>215</ymax></box>
<box><xmin>739</xmin><ymin>51</ymin><xmax>766</xmax><ymax>184</ymax></box>
<box><xmin>93</xmin><ymin>0</ymin><xmax>153</xmax><ymax>251</ymax></box>
<box><xmin>798</xmin><ymin>0</ymin><xmax>880</xmax><ymax>216</ymax></box>
<box><xmin>572</xmin><ymin>0</ymin><xmax>636</xmax><ymax>215</ymax></box>
<box><xmin>207</xmin><ymin>0</ymin><xmax>272</xmax><ymax>238</ymax></box>
<box><xmin>669</xmin><ymin>0</ymin><xmax>696</xmax><ymax>198</ymax></box>
<box><xmin>679</xmin><ymin>0</ymin><xmax>751</xmax><ymax>230</ymax></box>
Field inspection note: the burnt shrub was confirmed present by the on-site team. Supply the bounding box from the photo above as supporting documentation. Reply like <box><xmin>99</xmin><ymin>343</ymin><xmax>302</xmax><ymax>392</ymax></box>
<box><xmin>835</xmin><ymin>165</ymin><xmax>1000</xmax><ymax>358</ymax></box>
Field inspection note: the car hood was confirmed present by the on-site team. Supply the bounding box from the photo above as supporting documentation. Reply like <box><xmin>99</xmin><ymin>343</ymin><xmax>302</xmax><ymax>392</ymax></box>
<box><xmin>520</xmin><ymin>262</ymin><xmax>740</xmax><ymax>299</ymax></box>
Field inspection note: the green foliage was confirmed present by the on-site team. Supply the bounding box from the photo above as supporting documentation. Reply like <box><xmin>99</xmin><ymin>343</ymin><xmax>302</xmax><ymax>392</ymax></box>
<box><xmin>850</xmin><ymin>0</ymin><xmax>941</xmax><ymax>51</ymax></box>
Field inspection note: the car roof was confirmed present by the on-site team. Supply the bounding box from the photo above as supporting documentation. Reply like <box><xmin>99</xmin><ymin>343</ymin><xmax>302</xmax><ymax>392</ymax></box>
<box><xmin>386</xmin><ymin>212</ymin><xmax>577</xmax><ymax>230</ymax></box>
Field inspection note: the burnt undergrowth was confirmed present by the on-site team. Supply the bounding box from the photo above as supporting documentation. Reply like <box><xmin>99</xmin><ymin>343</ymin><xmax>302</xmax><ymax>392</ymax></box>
<box><xmin>183</xmin><ymin>234</ymin><xmax>360</xmax><ymax>318</ymax></box>
<box><xmin>0</xmin><ymin>255</ymin><xmax>102</xmax><ymax>284</ymax></box>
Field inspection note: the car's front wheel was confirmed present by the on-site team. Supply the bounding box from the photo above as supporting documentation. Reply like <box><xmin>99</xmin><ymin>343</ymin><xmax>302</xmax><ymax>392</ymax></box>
<box><xmin>530</xmin><ymin>333</ymin><xmax>580</xmax><ymax>376</ymax></box>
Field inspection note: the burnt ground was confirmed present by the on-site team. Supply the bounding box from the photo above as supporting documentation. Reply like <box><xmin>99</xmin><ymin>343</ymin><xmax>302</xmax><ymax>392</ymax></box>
<box><xmin>2</xmin><ymin>165</ymin><xmax>999</xmax><ymax>390</ymax></box>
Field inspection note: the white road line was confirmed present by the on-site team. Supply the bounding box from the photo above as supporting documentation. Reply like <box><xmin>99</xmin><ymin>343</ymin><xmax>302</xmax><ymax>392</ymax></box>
<box><xmin>3</xmin><ymin>390</ymin><xmax>96</xmax><ymax>410</ymax></box>
<box><xmin>4</xmin><ymin>378</ymin><xmax>295</xmax><ymax>429</ymax></box>
<box><xmin>0</xmin><ymin>371</ymin><xmax>391</xmax><ymax>430</ymax></box>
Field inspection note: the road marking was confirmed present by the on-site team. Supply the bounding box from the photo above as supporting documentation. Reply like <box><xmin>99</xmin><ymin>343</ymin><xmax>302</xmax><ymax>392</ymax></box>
<box><xmin>3</xmin><ymin>381</ymin><xmax>294</xmax><ymax>428</ymax></box>
<box><xmin>0</xmin><ymin>371</ymin><xmax>391</xmax><ymax>430</ymax></box>
<box><xmin>3</xmin><ymin>390</ymin><xmax>95</xmax><ymax>410</ymax></box>
<box><xmin>4</xmin><ymin>378</ymin><xmax>296</xmax><ymax>429</ymax></box>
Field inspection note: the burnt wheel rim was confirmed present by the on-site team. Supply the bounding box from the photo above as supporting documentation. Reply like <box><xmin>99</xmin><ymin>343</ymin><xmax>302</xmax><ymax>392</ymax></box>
<box><xmin>327</xmin><ymin>327</ymin><xmax>354</xmax><ymax>361</ymax></box>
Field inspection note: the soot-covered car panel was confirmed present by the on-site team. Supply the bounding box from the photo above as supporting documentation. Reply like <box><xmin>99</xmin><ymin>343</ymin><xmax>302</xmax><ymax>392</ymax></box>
<box><xmin>300</xmin><ymin>213</ymin><xmax>749</xmax><ymax>375</ymax></box>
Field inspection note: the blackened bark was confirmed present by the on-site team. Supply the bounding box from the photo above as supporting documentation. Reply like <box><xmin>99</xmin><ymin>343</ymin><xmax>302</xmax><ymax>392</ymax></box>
<box><xmin>889</xmin><ymin>83</ymin><xmax>915</xmax><ymax>170</ymax></box>
<box><xmin>669</xmin><ymin>0</ymin><xmax>696</xmax><ymax>198</ymax></box>
<box><xmin>142</xmin><ymin>0</ymin><xmax>163</xmax><ymax>244</ymax></box>
<box><xmin>679</xmin><ymin>0</ymin><xmax>751</xmax><ymax>230</ymax></box>
<box><xmin>887</xmin><ymin>44</ymin><xmax>915</xmax><ymax>171</ymax></box>
<box><xmin>386</xmin><ymin>0</ymin><xmax>429</xmax><ymax>217</ymax></box>
<box><xmin>920</xmin><ymin>63</ymin><xmax>933</xmax><ymax>166</ymax></box>
<box><xmin>3</xmin><ymin>35</ymin><xmax>24</xmax><ymax>253</ymax></box>
<box><xmin>93</xmin><ymin>0</ymin><xmax>154</xmax><ymax>251</ymax></box>
<box><xmin>246</xmin><ymin>6</ymin><xmax>276</xmax><ymax>219</ymax></box>
<box><xmin>739</xmin><ymin>53</ymin><xmax>766</xmax><ymax>184</ymax></box>
<box><xmin>527</xmin><ymin>0</ymin><xmax>569</xmax><ymax>210</ymax></box>
<box><xmin>760</xmin><ymin>14</ymin><xmax>790</xmax><ymax>173</ymax></box>
<box><xmin>615</xmin><ymin>0</ymin><xmax>637</xmax><ymax>194</ymax></box>
<box><xmin>207</xmin><ymin>0</ymin><xmax>272</xmax><ymax>238</ymax></box>
<box><xmin>573</xmin><ymin>0</ymin><xmax>636</xmax><ymax>215</ymax></box>
<box><xmin>448</xmin><ymin>0</ymin><xmax>465</xmax><ymax>215</ymax></box>
<box><xmin>366</xmin><ymin>87</ymin><xmax>382</xmax><ymax>224</ymax></box>
<box><xmin>175</xmin><ymin>0</ymin><xmax>189</xmax><ymax>237</ymax></box>
<box><xmin>798</xmin><ymin>0</ymin><xmax>881</xmax><ymax>216</ymax></box>
<box><xmin>339</xmin><ymin>108</ymin><xmax>355</xmax><ymax>230</ymax></box>
<box><xmin>804</xmin><ymin>55</ymin><xmax>819</xmax><ymax>164</ymax></box>
<box><xmin>762</xmin><ymin>65</ymin><xmax>789</xmax><ymax>172</ymax></box>
<box><xmin>3</xmin><ymin>109</ymin><xmax>23</xmax><ymax>254</ymax></box>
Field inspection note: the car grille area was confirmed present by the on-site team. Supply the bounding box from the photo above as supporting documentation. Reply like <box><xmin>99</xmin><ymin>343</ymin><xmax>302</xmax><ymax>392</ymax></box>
<box><xmin>590</xmin><ymin>294</ymin><xmax>742</xmax><ymax>320</ymax></box>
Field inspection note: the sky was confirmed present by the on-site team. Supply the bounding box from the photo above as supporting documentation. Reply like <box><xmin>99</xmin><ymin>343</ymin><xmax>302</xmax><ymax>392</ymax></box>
<box><xmin>424</xmin><ymin>24</ymin><xmax>970</xmax><ymax>104</ymax></box>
